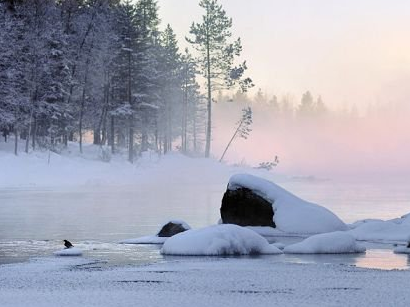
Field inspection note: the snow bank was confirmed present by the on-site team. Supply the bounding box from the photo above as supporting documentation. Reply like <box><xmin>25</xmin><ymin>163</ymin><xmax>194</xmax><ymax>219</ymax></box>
<box><xmin>349</xmin><ymin>214</ymin><xmax>410</xmax><ymax>242</ymax></box>
<box><xmin>394</xmin><ymin>246</ymin><xmax>410</xmax><ymax>254</ymax></box>
<box><xmin>53</xmin><ymin>247</ymin><xmax>83</xmax><ymax>256</ymax></box>
<box><xmin>284</xmin><ymin>231</ymin><xmax>365</xmax><ymax>254</ymax></box>
<box><xmin>228</xmin><ymin>174</ymin><xmax>347</xmax><ymax>234</ymax></box>
<box><xmin>161</xmin><ymin>224</ymin><xmax>283</xmax><ymax>256</ymax></box>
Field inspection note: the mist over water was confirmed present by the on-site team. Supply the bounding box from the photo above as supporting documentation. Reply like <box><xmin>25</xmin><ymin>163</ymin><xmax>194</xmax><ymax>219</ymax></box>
<box><xmin>213</xmin><ymin>99</ymin><xmax>410</xmax><ymax>180</ymax></box>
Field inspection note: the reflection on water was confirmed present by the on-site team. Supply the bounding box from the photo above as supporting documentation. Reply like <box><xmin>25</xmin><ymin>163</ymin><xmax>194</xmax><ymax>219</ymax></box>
<box><xmin>354</xmin><ymin>249</ymin><xmax>410</xmax><ymax>270</ymax></box>
<box><xmin>1</xmin><ymin>180</ymin><xmax>410</xmax><ymax>270</ymax></box>
<box><xmin>278</xmin><ymin>249</ymin><xmax>410</xmax><ymax>270</ymax></box>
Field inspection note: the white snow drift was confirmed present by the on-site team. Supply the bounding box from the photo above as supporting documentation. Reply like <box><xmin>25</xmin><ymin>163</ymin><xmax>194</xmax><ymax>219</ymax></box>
<box><xmin>349</xmin><ymin>213</ymin><xmax>410</xmax><ymax>242</ymax></box>
<box><xmin>161</xmin><ymin>224</ymin><xmax>282</xmax><ymax>256</ymax></box>
<box><xmin>393</xmin><ymin>246</ymin><xmax>410</xmax><ymax>254</ymax></box>
<box><xmin>284</xmin><ymin>231</ymin><xmax>366</xmax><ymax>254</ymax></box>
<box><xmin>228</xmin><ymin>174</ymin><xmax>347</xmax><ymax>234</ymax></box>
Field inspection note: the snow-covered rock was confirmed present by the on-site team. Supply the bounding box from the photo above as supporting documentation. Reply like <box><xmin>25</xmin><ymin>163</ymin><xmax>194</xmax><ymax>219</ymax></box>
<box><xmin>161</xmin><ymin>224</ymin><xmax>283</xmax><ymax>256</ymax></box>
<box><xmin>393</xmin><ymin>246</ymin><xmax>410</xmax><ymax>254</ymax></box>
<box><xmin>284</xmin><ymin>231</ymin><xmax>366</xmax><ymax>254</ymax></box>
<box><xmin>53</xmin><ymin>247</ymin><xmax>83</xmax><ymax>256</ymax></box>
<box><xmin>272</xmin><ymin>242</ymin><xmax>286</xmax><ymax>250</ymax></box>
<box><xmin>349</xmin><ymin>214</ymin><xmax>410</xmax><ymax>242</ymax></box>
<box><xmin>226</xmin><ymin>174</ymin><xmax>347</xmax><ymax>234</ymax></box>
<box><xmin>157</xmin><ymin>220</ymin><xmax>191</xmax><ymax>237</ymax></box>
<box><xmin>221</xmin><ymin>187</ymin><xmax>275</xmax><ymax>227</ymax></box>
<box><xmin>119</xmin><ymin>220</ymin><xmax>191</xmax><ymax>244</ymax></box>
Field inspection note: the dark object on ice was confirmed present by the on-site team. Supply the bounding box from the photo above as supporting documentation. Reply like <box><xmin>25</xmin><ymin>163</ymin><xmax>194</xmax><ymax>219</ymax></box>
<box><xmin>64</xmin><ymin>240</ymin><xmax>73</xmax><ymax>249</ymax></box>
<box><xmin>157</xmin><ymin>222</ymin><xmax>188</xmax><ymax>237</ymax></box>
<box><xmin>407</xmin><ymin>241</ymin><xmax>410</xmax><ymax>248</ymax></box>
<box><xmin>220</xmin><ymin>187</ymin><xmax>275</xmax><ymax>227</ymax></box>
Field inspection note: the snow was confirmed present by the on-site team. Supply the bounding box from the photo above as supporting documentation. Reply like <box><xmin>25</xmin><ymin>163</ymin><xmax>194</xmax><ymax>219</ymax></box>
<box><xmin>0</xmin><ymin>140</ymin><xmax>276</xmax><ymax>189</ymax></box>
<box><xmin>348</xmin><ymin>214</ymin><xmax>410</xmax><ymax>242</ymax></box>
<box><xmin>284</xmin><ymin>231</ymin><xmax>366</xmax><ymax>254</ymax></box>
<box><xmin>394</xmin><ymin>246</ymin><xmax>410</xmax><ymax>254</ymax></box>
<box><xmin>53</xmin><ymin>247</ymin><xmax>83</xmax><ymax>256</ymax></box>
<box><xmin>161</xmin><ymin>224</ymin><xmax>283</xmax><ymax>256</ymax></box>
<box><xmin>228</xmin><ymin>174</ymin><xmax>348</xmax><ymax>234</ymax></box>
<box><xmin>1</xmin><ymin>256</ymin><xmax>410</xmax><ymax>307</ymax></box>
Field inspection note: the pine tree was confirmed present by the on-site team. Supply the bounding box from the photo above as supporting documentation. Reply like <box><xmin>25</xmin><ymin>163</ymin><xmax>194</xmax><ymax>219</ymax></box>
<box><xmin>298</xmin><ymin>91</ymin><xmax>315</xmax><ymax>118</ymax></box>
<box><xmin>187</xmin><ymin>0</ymin><xmax>252</xmax><ymax>158</ymax></box>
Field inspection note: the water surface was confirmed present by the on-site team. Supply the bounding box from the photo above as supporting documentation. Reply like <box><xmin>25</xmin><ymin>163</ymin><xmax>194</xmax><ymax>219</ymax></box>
<box><xmin>1</xmin><ymin>179</ymin><xmax>409</xmax><ymax>269</ymax></box>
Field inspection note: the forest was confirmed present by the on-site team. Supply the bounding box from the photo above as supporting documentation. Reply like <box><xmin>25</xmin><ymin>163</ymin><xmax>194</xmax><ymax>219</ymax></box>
<box><xmin>0</xmin><ymin>0</ymin><xmax>208</xmax><ymax>162</ymax></box>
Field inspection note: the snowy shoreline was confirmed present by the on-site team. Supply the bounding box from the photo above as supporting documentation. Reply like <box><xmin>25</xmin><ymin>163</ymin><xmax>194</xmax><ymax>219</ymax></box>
<box><xmin>1</xmin><ymin>255</ymin><xmax>410</xmax><ymax>307</ymax></box>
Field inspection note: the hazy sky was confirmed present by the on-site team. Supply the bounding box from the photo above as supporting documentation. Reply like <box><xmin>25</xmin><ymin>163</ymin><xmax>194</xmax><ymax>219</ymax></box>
<box><xmin>158</xmin><ymin>0</ymin><xmax>410</xmax><ymax>109</ymax></box>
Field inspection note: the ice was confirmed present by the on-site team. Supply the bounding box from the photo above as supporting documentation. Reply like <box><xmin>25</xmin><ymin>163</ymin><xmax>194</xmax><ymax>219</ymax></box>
<box><xmin>1</xmin><ymin>256</ymin><xmax>410</xmax><ymax>307</ymax></box>
<box><xmin>284</xmin><ymin>231</ymin><xmax>366</xmax><ymax>254</ymax></box>
<box><xmin>161</xmin><ymin>224</ymin><xmax>283</xmax><ymax>256</ymax></box>
<box><xmin>53</xmin><ymin>247</ymin><xmax>83</xmax><ymax>256</ymax></box>
<box><xmin>228</xmin><ymin>174</ymin><xmax>347</xmax><ymax>234</ymax></box>
<box><xmin>119</xmin><ymin>235</ymin><xmax>167</xmax><ymax>245</ymax></box>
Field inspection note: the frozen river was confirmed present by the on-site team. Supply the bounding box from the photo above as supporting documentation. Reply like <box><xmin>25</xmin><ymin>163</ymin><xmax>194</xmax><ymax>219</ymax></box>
<box><xmin>1</xmin><ymin>179</ymin><xmax>410</xmax><ymax>269</ymax></box>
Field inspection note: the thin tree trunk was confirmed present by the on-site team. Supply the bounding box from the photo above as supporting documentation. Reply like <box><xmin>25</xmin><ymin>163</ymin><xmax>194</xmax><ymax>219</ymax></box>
<box><xmin>219</xmin><ymin>121</ymin><xmax>242</xmax><ymax>162</ymax></box>
<box><xmin>79</xmin><ymin>58</ymin><xmax>90</xmax><ymax>154</ymax></box>
<box><xmin>110</xmin><ymin>115</ymin><xmax>115</xmax><ymax>154</ymax></box>
<box><xmin>79</xmin><ymin>85</ymin><xmax>86</xmax><ymax>154</ymax></box>
<box><xmin>128</xmin><ymin>117</ymin><xmax>134</xmax><ymax>163</ymax></box>
<box><xmin>14</xmin><ymin>128</ymin><xmax>18</xmax><ymax>156</ymax></box>
<box><xmin>31</xmin><ymin>117</ymin><xmax>37</xmax><ymax>150</ymax></box>
<box><xmin>193</xmin><ymin>106</ymin><xmax>197</xmax><ymax>153</ymax></box>
<box><xmin>205</xmin><ymin>31</ymin><xmax>212</xmax><ymax>158</ymax></box>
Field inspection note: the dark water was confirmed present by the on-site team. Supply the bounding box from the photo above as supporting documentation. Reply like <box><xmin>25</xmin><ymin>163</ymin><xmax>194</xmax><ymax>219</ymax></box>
<box><xmin>1</xmin><ymin>180</ymin><xmax>410</xmax><ymax>269</ymax></box>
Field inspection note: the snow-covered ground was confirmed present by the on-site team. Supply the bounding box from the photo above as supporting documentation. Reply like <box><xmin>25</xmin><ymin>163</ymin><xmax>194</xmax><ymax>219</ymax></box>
<box><xmin>1</xmin><ymin>256</ymin><xmax>410</xmax><ymax>307</ymax></box>
<box><xmin>0</xmin><ymin>139</ymin><xmax>283</xmax><ymax>189</ymax></box>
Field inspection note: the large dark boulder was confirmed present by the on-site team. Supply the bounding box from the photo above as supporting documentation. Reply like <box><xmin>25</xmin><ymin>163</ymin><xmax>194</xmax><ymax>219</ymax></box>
<box><xmin>220</xmin><ymin>187</ymin><xmax>275</xmax><ymax>227</ymax></box>
<box><xmin>157</xmin><ymin>221</ymin><xmax>189</xmax><ymax>237</ymax></box>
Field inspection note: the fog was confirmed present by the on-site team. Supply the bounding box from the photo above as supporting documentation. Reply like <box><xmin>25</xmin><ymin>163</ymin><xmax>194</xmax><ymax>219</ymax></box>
<box><xmin>157</xmin><ymin>0</ymin><xmax>410</xmax><ymax>179</ymax></box>
<box><xmin>213</xmin><ymin>99</ymin><xmax>410</xmax><ymax>179</ymax></box>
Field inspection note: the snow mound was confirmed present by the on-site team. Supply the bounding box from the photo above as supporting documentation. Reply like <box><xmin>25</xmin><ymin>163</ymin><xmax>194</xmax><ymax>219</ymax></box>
<box><xmin>349</xmin><ymin>214</ymin><xmax>410</xmax><ymax>242</ymax></box>
<box><xmin>284</xmin><ymin>231</ymin><xmax>366</xmax><ymax>254</ymax></box>
<box><xmin>53</xmin><ymin>247</ymin><xmax>83</xmax><ymax>256</ymax></box>
<box><xmin>229</xmin><ymin>174</ymin><xmax>347</xmax><ymax>234</ymax></box>
<box><xmin>161</xmin><ymin>224</ymin><xmax>283</xmax><ymax>256</ymax></box>
<box><xmin>393</xmin><ymin>246</ymin><xmax>410</xmax><ymax>254</ymax></box>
